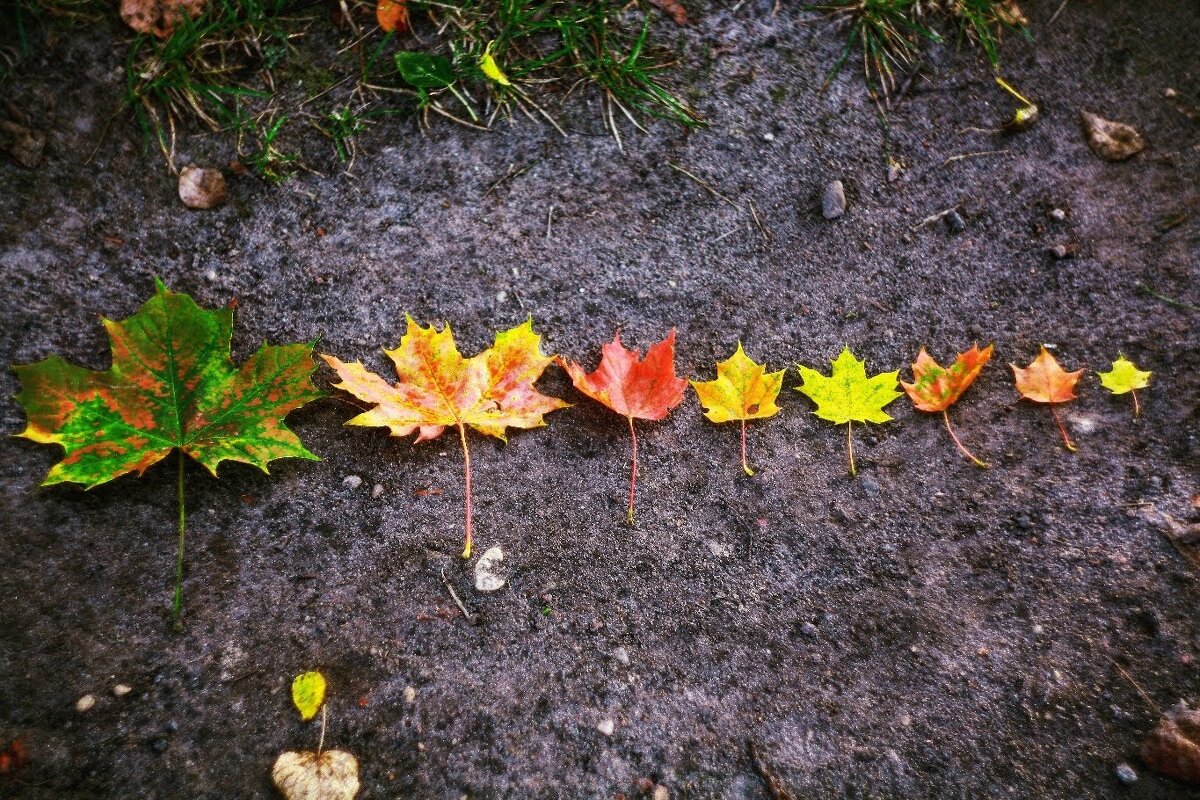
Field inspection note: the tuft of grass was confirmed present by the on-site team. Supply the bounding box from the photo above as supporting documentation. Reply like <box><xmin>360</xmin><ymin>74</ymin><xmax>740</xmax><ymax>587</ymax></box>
<box><xmin>396</xmin><ymin>0</ymin><xmax>699</xmax><ymax>140</ymax></box>
<box><xmin>814</xmin><ymin>0</ymin><xmax>1028</xmax><ymax>95</ymax></box>
<box><xmin>123</xmin><ymin>0</ymin><xmax>301</xmax><ymax>165</ymax></box>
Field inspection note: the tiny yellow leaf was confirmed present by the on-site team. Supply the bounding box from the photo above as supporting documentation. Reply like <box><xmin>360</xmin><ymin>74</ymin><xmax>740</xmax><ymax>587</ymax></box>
<box><xmin>479</xmin><ymin>45</ymin><xmax>511</xmax><ymax>86</ymax></box>
<box><xmin>1097</xmin><ymin>354</ymin><xmax>1151</xmax><ymax>395</ymax></box>
<box><xmin>291</xmin><ymin>671</ymin><xmax>327</xmax><ymax>721</ymax></box>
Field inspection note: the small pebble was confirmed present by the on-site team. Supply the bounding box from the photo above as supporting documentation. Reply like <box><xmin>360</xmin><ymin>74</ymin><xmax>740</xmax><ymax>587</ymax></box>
<box><xmin>75</xmin><ymin>694</ymin><xmax>96</xmax><ymax>713</ymax></box>
<box><xmin>612</xmin><ymin>647</ymin><xmax>630</xmax><ymax>666</ymax></box>
<box><xmin>112</xmin><ymin>684</ymin><xmax>132</xmax><ymax>697</ymax></box>
<box><xmin>762</xmin><ymin>131</ymin><xmax>775</xmax><ymax>142</ymax></box>
<box><xmin>653</xmin><ymin>787</ymin><xmax>669</xmax><ymax>800</ymax></box>
<box><xmin>496</xmin><ymin>291</ymin><xmax>508</xmax><ymax>303</ymax></box>
<box><xmin>944</xmin><ymin>209</ymin><xmax>966</xmax><ymax>234</ymax></box>
<box><xmin>1115</xmin><ymin>762</ymin><xmax>1138</xmax><ymax>785</ymax></box>
<box><xmin>596</xmin><ymin>719</ymin><xmax>615</xmax><ymax>737</ymax></box>
<box><xmin>342</xmin><ymin>475</ymin><xmax>363</xmax><ymax>490</ymax></box>
<box><xmin>149</xmin><ymin>737</ymin><xmax>168</xmax><ymax>754</ymax></box>
<box><xmin>474</xmin><ymin>546</ymin><xmax>508</xmax><ymax>592</ymax></box>
<box><xmin>403</xmin><ymin>686</ymin><xmax>416</xmax><ymax>704</ymax></box>
<box><xmin>371</xmin><ymin>483</ymin><xmax>384</xmax><ymax>499</ymax></box>
<box><xmin>1165</xmin><ymin>87</ymin><xmax>1177</xmax><ymax>98</ymax></box>
<box><xmin>177</xmin><ymin>165</ymin><xmax>228</xmax><ymax>209</ymax></box>
<box><xmin>1049</xmin><ymin>244</ymin><xmax>1077</xmax><ymax>260</ymax></box>
<box><xmin>860</xmin><ymin>476</ymin><xmax>880</xmax><ymax>499</ymax></box>
<box><xmin>1048</xmin><ymin>208</ymin><xmax>1066</xmax><ymax>221</ymax></box>
<box><xmin>1032</xmin><ymin>624</ymin><xmax>1045</xmax><ymax>635</ymax></box>
<box><xmin>801</xmin><ymin>622</ymin><xmax>819</xmax><ymax>638</ymax></box>
<box><xmin>821</xmin><ymin>180</ymin><xmax>846</xmax><ymax>220</ymax></box>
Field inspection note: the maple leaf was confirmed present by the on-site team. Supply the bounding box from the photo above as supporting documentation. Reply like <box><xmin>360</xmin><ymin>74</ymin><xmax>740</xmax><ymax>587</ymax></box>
<box><xmin>795</xmin><ymin>347</ymin><xmax>901</xmax><ymax>476</ymax></box>
<box><xmin>558</xmin><ymin>330</ymin><xmax>687</xmax><ymax>523</ymax></box>
<box><xmin>690</xmin><ymin>343</ymin><xmax>783</xmax><ymax>476</ymax></box>
<box><xmin>901</xmin><ymin>344</ymin><xmax>994</xmax><ymax>468</ymax></box>
<box><xmin>1097</xmin><ymin>353</ymin><xmax>1151</xmax><ymax>417</ymax></box>
<box><xmin>1011</xmin><ymin>346</ymin><xmax>1084</xmax><ymax>452</ymax></box>
<box><xmin>322</xmin><ymin>318</ymin><xmax>566</xmax><ymax>558</ymax></box>
<box><xmin>13</xmin><ymin>279</ymin><xmax>323</xmax><ymax>628</ymax></box>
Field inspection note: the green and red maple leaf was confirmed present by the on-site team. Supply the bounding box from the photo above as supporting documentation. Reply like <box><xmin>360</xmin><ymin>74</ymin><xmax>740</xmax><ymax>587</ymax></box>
<box><xmin>13</xmin><ymin>279</ymin><xmax>323</xmax><ymax>626</ymax></box>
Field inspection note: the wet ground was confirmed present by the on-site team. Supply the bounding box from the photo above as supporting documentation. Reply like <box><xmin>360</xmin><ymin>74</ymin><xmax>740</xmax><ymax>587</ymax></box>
<box><xmin>1</xmin><ymin>1</ymin><xmax>1199</xmax><ymax>797</ymax></box>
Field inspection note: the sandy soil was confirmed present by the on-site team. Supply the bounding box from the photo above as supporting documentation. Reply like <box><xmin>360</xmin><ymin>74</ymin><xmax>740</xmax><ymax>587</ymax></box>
<box><xmin>1</xmin><ymin>1</ymin><xmax>1198</xmax><ymax>797</ymax></box>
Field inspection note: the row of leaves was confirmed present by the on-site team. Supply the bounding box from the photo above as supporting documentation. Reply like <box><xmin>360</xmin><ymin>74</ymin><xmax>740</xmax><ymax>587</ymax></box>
<box><xmin>13</xmin><ymin>282</ymin><xmax>1151</xmax><ymax>626</ymax></box>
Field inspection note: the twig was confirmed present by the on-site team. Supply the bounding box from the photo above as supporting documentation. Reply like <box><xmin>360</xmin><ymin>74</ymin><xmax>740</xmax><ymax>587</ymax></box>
<box><xmin>546</xmin><ymin>205</ymin><xmax>554</xmax><ymax>240</ymax></box>
<box><xmin>747</xmin><ymin>198</ymin><xmax>770</xmax><ymax>242</ymax></box>
<box><xmin>1108</xmin><ymin>657</ymin><xmax>1162</xmax><ymax>715</ymax></box>
<box><xmin>943</xmin><ymin>149</ymin><xmax>1010</xmax><ymax>167</ymax></box>
<box><xmin>484</xmin><ymin>162</ymin><xmax>535</xmax><ymax>197</ymax></box>
<box><xmin>714</xmin><ymin>227</ymin><xmax>739</xmax><ymax>243</ymax></box>
<box><xmin>440</xmin><ymin>567</ymin><xmax>473</xmax><ymax>620</ymax></box>
<box><xmin>1047</xmin><ymin>0</ymin><xmax>1069</xmax><ymax>25</ymax></box>
<box><xmin>911</xmin><ymin>206</ymin><xmax>958</xmax><ymax>231</ymax></box>
<box><xmin>749</xmin><ymin>740</ymin><xmax>796</xmax><ymax>800</ymax></box>
<box><xmin>667</xmin><ymin>161</ymin><xmax>739</xmax><ymax>208</ymax></box>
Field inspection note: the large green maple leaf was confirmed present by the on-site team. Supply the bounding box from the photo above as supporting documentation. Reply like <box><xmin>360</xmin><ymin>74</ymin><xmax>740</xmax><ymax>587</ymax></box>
<box><xmin>795</xmin><ymin>347</ymin><xmax>901</xmax><ymax>475</ymax></box>
<box><xmin>14</xmin><ymin>279</ymin><xmax>322</xmax><ymax>488</ymax></box>
<box><xmin>13</xmin><ymin>279</ymin><xmax>323</xmax><ymax>628</ymax></box>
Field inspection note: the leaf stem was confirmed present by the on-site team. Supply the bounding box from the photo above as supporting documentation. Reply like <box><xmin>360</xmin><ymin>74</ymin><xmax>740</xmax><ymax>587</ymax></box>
<box><xmin>457</xmin><ymin>422</ymin><xmax>473</xmax><ymax>559</ymax></box>
<box><xmin>846</xmin><ymin>420</ymin><xmax>856</xmax><ymax>477</ymax></box>
<box><xmin>1131</xmin><ymin>388</ymin><xmax>1141</xmax><ymax>418</ymax></box>
<box><xmin>1050</xmin><ymin>406</ymin><xmax>1077</xmax><ymax>452</ymax></box>
<box><xmin>172</xmin><ymin>452</ymin><xmax>186</xmax><ymax>632</ymax></box>
<box><xmin>942</xmin><ymin>409</ymin><xmax>988</xmax><ymax>468</ymax></box>
<box><xmin>627</xmin><ymin>415</ymin><xmax>638</xmax><ymax>525</ymax></box>
<box><xmin>741</xmin><ymin>418</ymin><xmax>754</xmax><ymax>477</ymax></box>
<box><xmin>317</xmin><ymin>703</ymin><xmax>327</xmax><ymax>756</ymax></box>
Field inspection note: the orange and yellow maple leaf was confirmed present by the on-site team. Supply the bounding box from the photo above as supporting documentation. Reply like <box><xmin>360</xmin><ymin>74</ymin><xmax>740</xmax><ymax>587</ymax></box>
<box><xmin>1011</xmin><ymin>346</ymin><xmax>1084</xmax><ymax>452</ymax></box>
<box><xmin>323</xmin><ymin>318</ymin><xmax>567</xmax><ymax>558</ymax></box>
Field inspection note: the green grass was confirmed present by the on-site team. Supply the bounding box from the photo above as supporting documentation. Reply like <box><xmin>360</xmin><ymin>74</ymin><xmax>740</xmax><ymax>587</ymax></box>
<box><xmin>813</xmin><ymin>0</ymin><xmax>1028</xmax><ymax>95</ymax></box>
<box><xmin>390</xmin><ymin>0</ymin><xmax>699</xmax><ymax>140</ymax></box>
<box><xmin>3</xmin><ymin>0</ymin><xmax>694</xmax><ymax>173</ymax></box>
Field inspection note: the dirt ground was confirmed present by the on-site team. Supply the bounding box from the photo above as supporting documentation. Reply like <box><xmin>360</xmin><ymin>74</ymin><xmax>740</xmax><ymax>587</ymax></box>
<box><xmin>2</xmin><ymin>1</ymin><xmax>1199</xmax><ymax>798</ymax></box>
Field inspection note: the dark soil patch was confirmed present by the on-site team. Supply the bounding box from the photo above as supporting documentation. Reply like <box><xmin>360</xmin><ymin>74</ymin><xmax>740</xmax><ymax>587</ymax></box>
<box><xmin>2</xmin><ymin>2</ymin><xmax>1199</xmax><ymax>798</ymax></box>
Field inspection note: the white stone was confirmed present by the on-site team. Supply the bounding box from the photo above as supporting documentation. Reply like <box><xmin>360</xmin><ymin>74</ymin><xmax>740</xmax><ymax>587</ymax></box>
<box><xmin>474</xmin><ymin>546</ymin><xmax>508</xmax><ymax>592</ymax></box>
<box><xmin>75</xmin><ymin>694</ymin><xmax>96</xmax><ymax>712</ymax></box>
<box><xmin>112</xmin><ymin>684</ymin><xmax>132</xmax><ymax>697</ymax></box>
<box><xmin>596</xmin><ymin>719</ymin><xmax>615</xmax><ymax>736</ymax></box>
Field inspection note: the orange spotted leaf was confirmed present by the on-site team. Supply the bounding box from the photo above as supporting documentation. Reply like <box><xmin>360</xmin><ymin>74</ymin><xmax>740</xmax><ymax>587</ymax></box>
<box><xmin>376</xmin><ymin>0</ymin><xmax>408</xmax><ymax>33</ymax></box>
<box><xmin>13</xmin><ymin>279</ymin><xmax>322</xmax><ymax>489</ymax></box>
<box><xmin>558</xmin><ymin>330</ymin><xmax>687</xmax><ymax>523</ymax></box>
<box><xmin>12</xmin><ymin>279</ymin><xmax>323</xmax><ymax>626</ymax></box>
<box><xmin>902</xmin><ymin>344</ymin><xmax>993</xmax><ymax>467</ymax></box>
<box><xmin>1011</xmin><ymin>346</ymin><xmax>1084</xmax><ymax>451</ymax></box>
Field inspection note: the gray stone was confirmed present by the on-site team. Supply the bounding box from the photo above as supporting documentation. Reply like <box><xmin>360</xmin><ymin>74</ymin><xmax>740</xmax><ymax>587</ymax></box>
<box><xmin>822</xmin><ymin>180</ymin><xmax>846</xmax><ymax>220</ymax></box>
<box><xmin>1115</xmin><ymin>762</ymin><xmax>1137</xmax><ymax>785</ymax></box>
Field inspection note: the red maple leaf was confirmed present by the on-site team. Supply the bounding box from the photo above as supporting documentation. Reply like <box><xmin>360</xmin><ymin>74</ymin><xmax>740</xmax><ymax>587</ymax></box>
<box><xmin>558</xmin><ymin>330</ymin><xmax>687</xmax><ymax>523</ymax></box>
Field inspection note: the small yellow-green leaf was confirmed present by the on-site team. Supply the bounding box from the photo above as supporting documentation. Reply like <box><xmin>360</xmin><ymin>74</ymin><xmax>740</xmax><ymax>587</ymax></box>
<box><xmin>291</xmin><ymin>671</ymin><xmax>327</xmax><ymax>721</ymax></box>
<box><xmin>1097</xmin><ymin>354</ymin><xmax>1151</xmax><ymax>396</ymax></box>
<box><xmin>479</xmin><ymin>45</ymin><xmax>511</xmax><ymax>86</ymax></box>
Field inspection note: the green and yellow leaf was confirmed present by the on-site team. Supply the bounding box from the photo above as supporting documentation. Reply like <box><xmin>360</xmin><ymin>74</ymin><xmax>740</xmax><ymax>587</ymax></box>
<box><xmin>13</xmin><ymin>279</ymin><xmax>323</xmax><ymax>489</ymax></box>
<box><xmin>291</xmin><ymin>671</ymin><xmax>327</xmax><ymax>721</ymax></box>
